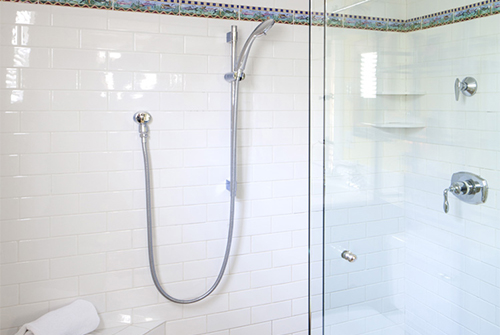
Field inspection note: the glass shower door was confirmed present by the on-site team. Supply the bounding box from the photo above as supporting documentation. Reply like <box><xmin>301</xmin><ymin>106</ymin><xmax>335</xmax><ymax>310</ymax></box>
<box><xmin>310</xmin><ymin>0</ymin><xmax>500</xmax><ymax>334</ymax></box>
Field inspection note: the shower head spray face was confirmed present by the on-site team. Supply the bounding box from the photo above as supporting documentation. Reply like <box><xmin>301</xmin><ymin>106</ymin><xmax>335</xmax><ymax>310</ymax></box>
<box><xmin>235</xmin><ymin>19</ymin><xmax>275</xmax><ymax>73</ymax></box>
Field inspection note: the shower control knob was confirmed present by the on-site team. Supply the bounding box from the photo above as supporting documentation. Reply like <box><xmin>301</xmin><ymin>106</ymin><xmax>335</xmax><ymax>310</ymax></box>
<box><xmin>341</xmin><ymin>250</ymin><xmax>357</xmax><ymax>262</ymax></box>
<box><xmin>134</xmin><ymin>112</ymin><xmax>151</xmax><ymax>124</ymax></box>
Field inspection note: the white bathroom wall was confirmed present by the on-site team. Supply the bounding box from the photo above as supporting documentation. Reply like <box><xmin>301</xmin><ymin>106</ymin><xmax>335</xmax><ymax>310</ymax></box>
<box><xmin>0</xmin><ymin>2</ymin><xmax>310</xmax><ymax>334</ymax></box>
<box><xmin>404</xmin><ymin>13</ymin><xmax>500</xmax><ymax>335</ymax></box>
<box><xmin>407</xmin><ymin>0</ymin><xmax>478</xmax><ymax>18</ymax></box>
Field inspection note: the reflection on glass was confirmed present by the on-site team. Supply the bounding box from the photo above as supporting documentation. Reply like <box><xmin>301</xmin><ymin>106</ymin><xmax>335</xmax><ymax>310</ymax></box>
<box><xmin>15</xmin><ymin>11</ymin><xmax>34</xmax><ymax>25</ymax></box>
<box><xmin>11</xmin><ymin>27</ymin><xmax>18</xmax><ymax>45</ymax></box>
<box><xmin>105</xmin><ymin>72</ymin><xmax>115</xmax><ymax>90</ymax></box>
<box><xmin>331</xmin><ymin>0</ymin><xmax>371</xmax><ymax>14</ymax></box>
<box><xmin>361</xmin><ymin>52</ymin><xmax>377</xmax><ymax>99</ymax></box>
<box><xmin>13</xmin><ymin>47</ymin><xmax>31</xmax><ymax>67</ymax></box>
<box><xmin>5</xmin><ymin>68</ymin><xmax>17</xmax><ymax>88</ymax></box>
<box><xmin>138</xmin><ymin>73</ymin><xmax>157</xmax><ymax>90</ymax></box>
<box><xmin>10</xmin><ymin>90</ymin><xmax>23</xmax><ymax>105</ymax></box>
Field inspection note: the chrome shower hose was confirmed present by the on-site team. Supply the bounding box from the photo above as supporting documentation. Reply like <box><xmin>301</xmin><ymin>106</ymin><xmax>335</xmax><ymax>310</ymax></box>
<box><xmin>138</xmin><ymin>80</ymin><xmax>240</xmax><ymax>304</ymax></box>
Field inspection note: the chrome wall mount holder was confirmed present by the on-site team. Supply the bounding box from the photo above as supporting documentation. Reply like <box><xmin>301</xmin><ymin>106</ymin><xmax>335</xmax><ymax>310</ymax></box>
<box><xmin>443</xmin><ymin>172</ymin><xmax>488</xmax><ymax>213</ymax></box>
<box><xmin>455</xmin><ymin>77</ymin><xmax>477</xmax><ymax>101</ymax></box>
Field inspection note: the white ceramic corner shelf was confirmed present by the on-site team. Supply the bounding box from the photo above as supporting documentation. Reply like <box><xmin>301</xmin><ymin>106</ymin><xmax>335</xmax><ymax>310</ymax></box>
<box><xmin>376</xmin><ymin>92</ymin><xmax>426</xmax><ymax>96</ymax></box>
<box><xmin>89</xmin><ymin>321</ymin><xmax>165</xmax><ymax>335</ymax></box>
<box><xmin>365</xmin><ymin>122</ymin><xmax>426</xmax><ymax>129</ymax></box>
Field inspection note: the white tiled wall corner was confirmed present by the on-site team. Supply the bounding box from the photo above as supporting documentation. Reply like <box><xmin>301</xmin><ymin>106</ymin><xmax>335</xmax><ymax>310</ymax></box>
<box><xmin>403</xmin><ymin>15</ymin><xmax>500</xmax><ymax>335</ymax></box>
<box><xmin>0</xmin><ymin>2</ymin><xmax>309</xmax><ymax>334</ymax></box>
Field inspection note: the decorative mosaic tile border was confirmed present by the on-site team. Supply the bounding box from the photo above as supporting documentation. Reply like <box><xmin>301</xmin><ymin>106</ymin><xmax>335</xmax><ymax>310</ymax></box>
<box><xmin>2</xmin><ymin>0</ymin><xmax>500</xmax><ymax>33</ymax></box>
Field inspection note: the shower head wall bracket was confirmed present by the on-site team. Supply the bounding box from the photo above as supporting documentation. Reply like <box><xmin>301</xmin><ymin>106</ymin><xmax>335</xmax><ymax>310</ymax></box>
<box><xmin>455</xmin><ymin>77</ymin><xmax>477</xmax><ymax>101</ymax></box>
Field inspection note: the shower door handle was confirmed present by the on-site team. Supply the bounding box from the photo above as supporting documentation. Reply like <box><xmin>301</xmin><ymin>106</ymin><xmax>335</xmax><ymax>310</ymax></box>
<box><xmin>341</xmin><ymin>250</ymin><xmax>357</xmax><ymax>262</ymax></box>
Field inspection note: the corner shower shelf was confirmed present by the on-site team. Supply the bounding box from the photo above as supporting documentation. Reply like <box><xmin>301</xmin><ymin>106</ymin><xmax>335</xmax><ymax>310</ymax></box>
<box><xmin>376</xmin><ymin>92</ymin><xmax>426</xmax><ymax>96</ymax></box>
<box><xmin>365</xmin><ymin>122</ymin><xmax>426</xmax><ymax>129</ymax></box>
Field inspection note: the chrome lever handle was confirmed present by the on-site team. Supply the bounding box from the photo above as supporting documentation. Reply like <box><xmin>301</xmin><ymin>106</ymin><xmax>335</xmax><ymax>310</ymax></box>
<box><xmin>443</xmin><ymin>188</ymin><xmax>450</xmax><ymax>213</ymax></box>
<box><xmin>455</xmin><ymin>77</ymin><xmax>478</xmax><ymax>101</ymax></box>
<box><xmin>443</xmin><ymin>172</ymin><xmax>488</xmax><ymax>213</ymax></box>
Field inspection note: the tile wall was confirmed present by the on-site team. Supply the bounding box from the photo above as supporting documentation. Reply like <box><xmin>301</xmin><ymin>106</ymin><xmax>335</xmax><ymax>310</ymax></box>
<box><xmin>321</xmin><ymin>26</ymin><xmax>407</xmax><ymax>334</ymax></box>
<box><xmin>0</xmin><ymin>2</ymin><xmax>309</xmax><ymax>334</ymax></box>
<box><xmin>318</xmin><ymin>1</ymin><xmax>500</xmax><ymax>335</ymax></box>
<box><xmin>404</xmin><ymin>13</ymin><xmax>500</xmax><ymax>335</ymax></box>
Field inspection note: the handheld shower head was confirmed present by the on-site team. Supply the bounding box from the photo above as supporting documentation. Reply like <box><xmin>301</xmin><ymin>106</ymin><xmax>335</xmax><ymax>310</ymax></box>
<box><xmin>235</xmin><ymin>19</ymin><xmax>275</xmax><ymax>73</ymax></box>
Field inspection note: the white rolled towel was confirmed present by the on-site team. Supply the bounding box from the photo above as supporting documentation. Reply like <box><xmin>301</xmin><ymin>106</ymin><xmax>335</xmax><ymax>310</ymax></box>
<box><xmin>15</xmin><ymin>300</ymin><xmax>100</xmax><ymax>335</ymax></box>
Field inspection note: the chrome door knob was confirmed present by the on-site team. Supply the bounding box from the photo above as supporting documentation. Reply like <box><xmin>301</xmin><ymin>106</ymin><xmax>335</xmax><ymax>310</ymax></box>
<box><xmin>341</xmin><ymin>250</ymin><xmax>357</xmax><ymax>262</ymax></box>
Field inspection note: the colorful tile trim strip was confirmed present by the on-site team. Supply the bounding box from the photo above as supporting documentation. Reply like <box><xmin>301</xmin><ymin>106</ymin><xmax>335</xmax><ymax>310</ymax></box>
<box><xmin>2</xmin><ymin>0</ymin><xmax>500</xmax><ymax>33</ymax></box>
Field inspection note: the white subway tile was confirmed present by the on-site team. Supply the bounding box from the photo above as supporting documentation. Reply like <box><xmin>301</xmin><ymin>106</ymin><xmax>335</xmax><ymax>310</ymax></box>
<box><xmin>80</xmin><ymin>151</ymin><xmax>134</xmax><ymax>172</ymax></box>
<box><xmin>52</xmin><ymin>91</ymin><xmax>107</xmax><ymax>111</ymax></box>
<box><xmin>273</xmin><ymin>145</ymin><xmax>307</xmax><ymax>163</ymax></box>
<box><xmin>207</xmin><ymin>309</ymin><xmax>251</xmax><ymax>333</ymax></box>
<box><xmin>51</xmin><ymin>6</ymin><xmax>107</xmax><ymax>29</ymax></box>
<box><xmin>20</xmin><ymin>277</ymin><xmax>78</xmax><ymax>303</ymax></box>
<box><xmin>1</xmin><ymin>198</ymin><xmax>19</xmax><ymax>220</ymax></box>
<box><xmin>252</xmin><ymin>232</ymin><xmax>291</xmax><ymax>253</ymax></box>
<box><xmin>52</xmin><ymin>172</ymin><xmax>107</xmax><ymax>194</ymax></box>
<box><xmin>272</xmin><ymin>281</ymin><xmax>307</xmax><ymax>302</ymax></box>
<box><xmin>157</xmin><ymin>241</ymin><xmax>206</xmax><ymax>264</ymax></box>
<box><xmin>81</xmin><ymin>30</ymin><xmax>134</xmax><ymax>51</ymax></box>
<box><xmin>135</xmin><ymin>33</ymin><xmax>183</xmax><ymax>53</ymax></box>
<box><xmin>1</xmin><ymin>260</ymin><xmax>49</xmax><ymax>285</ymax></box>
<box><xmin>1</xmin><ymin>218</ymin><xmax>49</xmax><ymax>242</ymax></box>
<box><xmin>109</xmin><ymin>91</ymin><xmax>159</xmax><ymax>111</ymax></box>
<box><xmin>1</xmin><ymin>90</ymin><xmax>50</xmax><ymax>111</ymax></box>
<box><xmin>80</xmin><ymin>270</ymin><xmax>132</xmax><ymax>296</ymax></box>
<box><xmin>109</xmin><ymin>51</ymin><xmax>160</xmax><ymax>72</ymax></box>
<box><xmin>80</xmin><ymin>71</ymin><xmax>134</xmax><ymax>91</ymax></box>
<box><xmin>251</xmin><ymin>267</ymin><xmax>291</xmax><ymax>288</ymax></box>
<box><xmin>79</xmin><ymin>191</ymin><xmax>134</xmax><ymax>213</ymax></box>
<box><xmin>160</xmin><ymin>92</ymin><xmax>207</xmax><ymax>111</ymax></box>
<box><xmin>161</xmin><ymin>54</ymin><xmax>207</xmax><ymax>75</ymax></box>
<box><xmin>252</xmin><ymin>198</ymin><xmax>293</xmax><ymax>217</ymax></box>
<box><xmin>20</xmin><ymin>194</ymin><xmax>78</xmax><ymax>218</ymax></box>
<box><xmin>107</xmin><ymin>248</ymin><xmax>148</xmax><ymax>271</ymax></box>
<box><xmin>106</xmin><ymin>287</ymin><xmax>158</xmax><ymax>311</ymax></box>
<box><xmin>184</xmin><ymin>36</ymin><xmax>226</xmax><ymax>56</ymax></box>
<box><xmin>0</xmin><ymin>285</ymin><xmax>19</xmax><ymax>307</ymax></box>
<box><xmin>272</xmin><ymin>314</ymin><xmax>308</xmax><ymax>335</ymax></box>
<box><xmin>51</xmin><ymin>132</ymin><xmax>107</xmax><ymax>153</ymax></box>
<box><xmin>78</xmin><ymin>231</ymin><xmax>132</xmax><ymax>254</ymax></box>
<box><xmin>1</xmin><ymin>175</ymin><xmax>51</xmax><ymax>198</ymax></box>
<box><xmin>0</xmin><ymin>133</ymin><xmax>50</xmax><ymax>157</ymax></box>
<box><xmin>133</xmin><ymin>73</ymin><xmax>183</xmax><ymax>92</ymax></box>
<box><xmin>0</xmin><ymin>241</ymin><xmax>18</xmax><ymax>264</ymax></box>
<box><xmin>1</xmin><ymin>3</ymin><xmax>51</xmax><ymax>26</ymax></box>
<box><xmin>0</xmin><ymin>68</ymin><xmax>18</xmax><ymax>89</ymax></box>
<box><xmin>53</xmin><ymin>49</ymin><xmax>107</xmax><ymax>70</ymax></box>
<box><xmin>20</xmin><ymin>26</ymin><xmax>79</xmax><ymax>48</ymax></box>
<box><xmin>20</xmin><ymin>69</ymin><xmax>77</xmax><ymax>90</ymax></box>
<box><xmin>50</xmin><ymin>213</ymin><xmax>106</xmax><ymax>237</ymax></box>
<box><xmin>50</xmin><ymin>253</ymin><xmax>106</xmax><ymax>278</ymax></box>
<box><xmin>18</xmin><ymin>236</ymin><xmax>77</xmax><ymax>261</ymax></box>
<box><xmin>20</xmin><ymin>111</ymin><xmax>79</xmax><ymax>132</ymax></box>
<box><xmin>108</xmin><ymin>11</ymin><xmax>159</xmax><ymax>33</ymax></box>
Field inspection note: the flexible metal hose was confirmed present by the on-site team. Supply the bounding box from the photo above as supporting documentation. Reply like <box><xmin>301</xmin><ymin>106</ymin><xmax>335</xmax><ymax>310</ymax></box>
<box><xmin>139</xmin><ymin>80</ymin><xmax>240</xmax><ymax>304</ymax></box>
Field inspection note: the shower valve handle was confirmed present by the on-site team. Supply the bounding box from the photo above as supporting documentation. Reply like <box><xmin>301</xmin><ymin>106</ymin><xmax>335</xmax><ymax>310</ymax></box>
<box><xmin>443</xmin><ymin>182</ymin><xmax>468</xmax><ymax>213</ymax></box>
<box><xmin>443</xmin><ymin>172</ymin><xmax>488</xmax><ymax>213</ymax></box>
